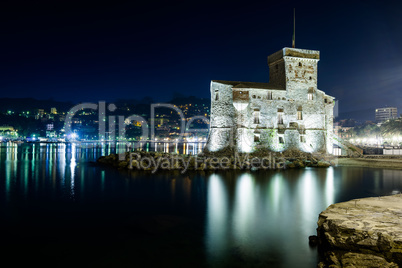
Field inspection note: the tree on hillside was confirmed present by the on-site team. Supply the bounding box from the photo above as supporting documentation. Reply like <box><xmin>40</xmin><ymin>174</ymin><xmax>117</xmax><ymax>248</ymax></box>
<box><xmin>350</xmin><ymin>122</ymin><xmax>380</xmax><ymax>138</ymax></box>
<box><xmin>381</xmin><ymin>119</ymin><xmax>402</xmax><ymax>139</ymax></box>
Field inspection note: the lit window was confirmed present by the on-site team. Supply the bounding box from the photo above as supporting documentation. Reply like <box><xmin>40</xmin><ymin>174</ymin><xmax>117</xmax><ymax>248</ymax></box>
<box><xmin>254</xmin><ymin>111</ymin><xmax>260</xmax><ymax>124</ymax></box>
<box><xmin>297</xmin><ymin>111</ymin><xmax>302</xmax><ymax>120</ymax></box>
<box><xmin>267</xmin><ymin>91</ymin><xmax>272</xmax><ymax>100</ymax></box>
<box><xmin>308</xmin><ymin>88</ymin><xmax>314</xmax><ymax>100</ymax></box>
<box><xmin>277</xmin><ymin>112</ymin><xmax>283</xmax><ymax>125</ymax></box>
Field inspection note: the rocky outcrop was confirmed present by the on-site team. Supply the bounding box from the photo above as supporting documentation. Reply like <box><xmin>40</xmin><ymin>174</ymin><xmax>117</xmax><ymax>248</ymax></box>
<box><xmin>317</xmin><ymin>195</ymin><xmax>402</xmax><ymax>267</ymax></box>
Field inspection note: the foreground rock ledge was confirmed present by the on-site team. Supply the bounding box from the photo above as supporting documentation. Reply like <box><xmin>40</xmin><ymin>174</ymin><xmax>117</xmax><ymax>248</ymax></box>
<box><xmin>317</xmin><ymin>195</ymin><xmax>402</xmax><ymax>267</ymax></box>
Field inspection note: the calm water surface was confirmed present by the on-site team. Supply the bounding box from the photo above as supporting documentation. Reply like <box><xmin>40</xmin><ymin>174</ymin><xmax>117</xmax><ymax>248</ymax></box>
<box><xmin>1</xmin><ymin>143</ymin><xmax>402</xmax><ymax>267</ymax></box>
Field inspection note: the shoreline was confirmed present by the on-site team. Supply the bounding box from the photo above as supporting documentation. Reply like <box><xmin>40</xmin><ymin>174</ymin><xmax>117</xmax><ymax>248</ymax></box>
<box><xmin>336</xmin><ymin>157</ymin><xmax>402</xmax><ymax>169</ymax></box>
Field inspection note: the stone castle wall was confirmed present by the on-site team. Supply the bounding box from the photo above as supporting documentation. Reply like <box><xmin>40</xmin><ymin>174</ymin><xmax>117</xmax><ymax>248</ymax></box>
<box><xmin>205</xmin><ymin>47</ymin><xmax>335</xmax><ymax>154</ymax></box>
<box><xmin>205</xmin><ymin>82</ymin><xmax>235</xmax><ymax>152</ymax></box>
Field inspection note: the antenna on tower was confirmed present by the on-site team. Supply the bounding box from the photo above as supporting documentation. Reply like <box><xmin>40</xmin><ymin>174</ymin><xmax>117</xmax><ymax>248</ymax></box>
<box><xmin>292</xmin><ymin>8</ymin><xmax>296</xmax><ymax>48</ymax></box>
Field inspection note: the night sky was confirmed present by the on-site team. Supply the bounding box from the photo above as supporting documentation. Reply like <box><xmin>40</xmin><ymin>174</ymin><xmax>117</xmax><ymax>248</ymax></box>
<box><xmin>1</xmin><ymin>1</ymin><xmax>402</xmax><ymax>117</ymax></box>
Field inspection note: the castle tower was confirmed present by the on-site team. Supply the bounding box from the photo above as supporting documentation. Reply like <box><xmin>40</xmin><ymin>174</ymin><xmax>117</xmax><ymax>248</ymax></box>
<box><xmin>267</xmin><ymin>47</ymin><xmax>319</xmax><ymax>99</ymax></box>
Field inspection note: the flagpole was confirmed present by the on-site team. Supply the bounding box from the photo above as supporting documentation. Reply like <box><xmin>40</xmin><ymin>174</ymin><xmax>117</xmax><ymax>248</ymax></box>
<box><xmin>292</xmin><ymin>8</ymin><xmax>295</xmax><ymax>48</ymax></box>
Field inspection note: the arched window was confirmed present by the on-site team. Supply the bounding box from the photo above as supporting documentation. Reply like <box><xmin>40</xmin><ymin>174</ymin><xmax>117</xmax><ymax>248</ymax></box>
<box><xmin>254</xmin><ymin>109</ymin><xmax>260</xmax><ymax>124</ymax></box>
<box><xmin>308</xmin><ymin>88</ymin><xmax>314</xmax><ymax>100</ymax></box>
<box><xmin>297</xmin><ymin>106</ymin><xmax>303</xmax><ymax>120</ymax></box>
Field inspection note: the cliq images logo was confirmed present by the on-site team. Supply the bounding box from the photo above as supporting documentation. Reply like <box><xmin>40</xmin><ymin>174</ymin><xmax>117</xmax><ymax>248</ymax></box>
<box><xmin>63</xmin><ymin>101</ymin><xmax>210</xmax><ymax>160</ymax></box>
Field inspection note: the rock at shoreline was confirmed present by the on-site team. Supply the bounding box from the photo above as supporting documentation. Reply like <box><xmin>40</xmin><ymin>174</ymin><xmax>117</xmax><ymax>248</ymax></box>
<box><xmin>316</xmin><ymin>195</ymin><xmax>402</xmax><ymax>267</ymax></box>
<box><xmin>317</xmin><ymin>160</ymin><xmax>331</xmax><ymax>168</ymax></box>
<box><xmin>309</xmin><ymin>235</ymin><xmax>318</xmax><ymax>247</ymax></box>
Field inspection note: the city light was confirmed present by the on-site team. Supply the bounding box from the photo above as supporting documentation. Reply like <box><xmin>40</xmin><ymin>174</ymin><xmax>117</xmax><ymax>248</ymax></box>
<box><xmin>67</xmin><ymin>133</ymin><xmax>79</xmax><ymax>141</ymax></box>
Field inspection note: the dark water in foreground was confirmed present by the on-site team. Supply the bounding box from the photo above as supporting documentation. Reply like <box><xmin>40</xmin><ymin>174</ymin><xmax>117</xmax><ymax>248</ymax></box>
<box><xmin>1</xmin><ymin>143</ymin><xmax>402</xmax><ymax>267</ymax></box>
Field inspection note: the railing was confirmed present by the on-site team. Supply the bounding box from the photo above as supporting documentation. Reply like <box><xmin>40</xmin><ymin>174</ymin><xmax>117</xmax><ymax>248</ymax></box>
<box><xmin>383</xmin><ymin>149</ymin><xmax>402</xmax><ymax>155</ymax></box>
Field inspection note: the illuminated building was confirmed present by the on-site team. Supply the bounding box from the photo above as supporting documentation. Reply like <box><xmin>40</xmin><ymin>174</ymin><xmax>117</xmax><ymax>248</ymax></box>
<box><xmin>205</xmin><ymin>47</ymin><xmax>335</xmax><ymax>153</ymax></box>
<box><xmin>375</xmin><ymin>107</ymin><xmax>397</xmax><ymax>123</ymax></box>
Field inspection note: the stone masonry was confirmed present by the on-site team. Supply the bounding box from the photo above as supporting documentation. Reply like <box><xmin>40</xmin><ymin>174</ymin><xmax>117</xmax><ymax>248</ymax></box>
<box><xmin>205</xmin><ymin>47</ymin><xmax>335</xmax><ymax>154</ymax></box>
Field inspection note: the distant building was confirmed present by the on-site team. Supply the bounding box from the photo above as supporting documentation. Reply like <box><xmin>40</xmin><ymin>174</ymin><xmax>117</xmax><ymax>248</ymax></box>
<box><xmin>0</xmin><ymin>126</ymin><xmax>18</xmax><ymax>138</ymax></box>
<box><xmin>46</xmin><ymin>123</ymin><xmax>54</xmax><ymax>131</ymax></box>
<box><xmin>375</xmin><ymin>107</ymin><xmax>397</xmax><ymax>123</ymax></box>
<box><xmin>50</xmin><ymin>107</ymin><xmax>57</xmax><ymax>114</ymax></box>
<box><xmin>46</xmin><ymin>130</ymin><xmax>56</xmax><ymax>139</ymax></box>
<box><xmin>333</xmin><ymin>124</ymin><xmax>353</xmax><ymax>139</ymax></box>
<box><xmin>35</xmin><ymin>109</ymin><xmax>45</xmax><ymax>120</ymax></box>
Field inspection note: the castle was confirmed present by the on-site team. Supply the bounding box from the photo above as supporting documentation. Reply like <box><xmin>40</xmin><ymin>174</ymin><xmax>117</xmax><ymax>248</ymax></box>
<box><xmin>205</xmin><ymin>47</ymin><xmax>335</xmax><ymax>154</ymax></box>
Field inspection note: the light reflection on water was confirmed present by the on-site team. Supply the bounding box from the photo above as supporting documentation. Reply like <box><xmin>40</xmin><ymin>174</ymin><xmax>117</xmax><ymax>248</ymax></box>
<box><xmin>1</xmin><ymin>143</ymin><xmax>402</xmax><ymax>267</ymax></box>
<box><xmin>204</xmin><ymin>167</ymin><xmax>402</xmax><ymax>267</ymax></box>
<box><xmin>205</xmin><ymin>171</ymin><xmax>333</xmax><ymax>267</ymax></box>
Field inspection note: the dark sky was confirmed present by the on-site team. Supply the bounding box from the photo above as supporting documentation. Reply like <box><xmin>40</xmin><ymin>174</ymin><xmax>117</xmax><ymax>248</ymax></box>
<box><xmin>0</xmin><ymin>0</ymin><xmax>402</xmax><ymax>117</ymax></box>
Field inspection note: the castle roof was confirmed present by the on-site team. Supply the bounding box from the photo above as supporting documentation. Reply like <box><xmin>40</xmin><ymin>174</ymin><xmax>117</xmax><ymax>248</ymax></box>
<box><xmin>212</xmin><ymin>80</ymin><xmax>285</xmax><ymax>91</ymax></box>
